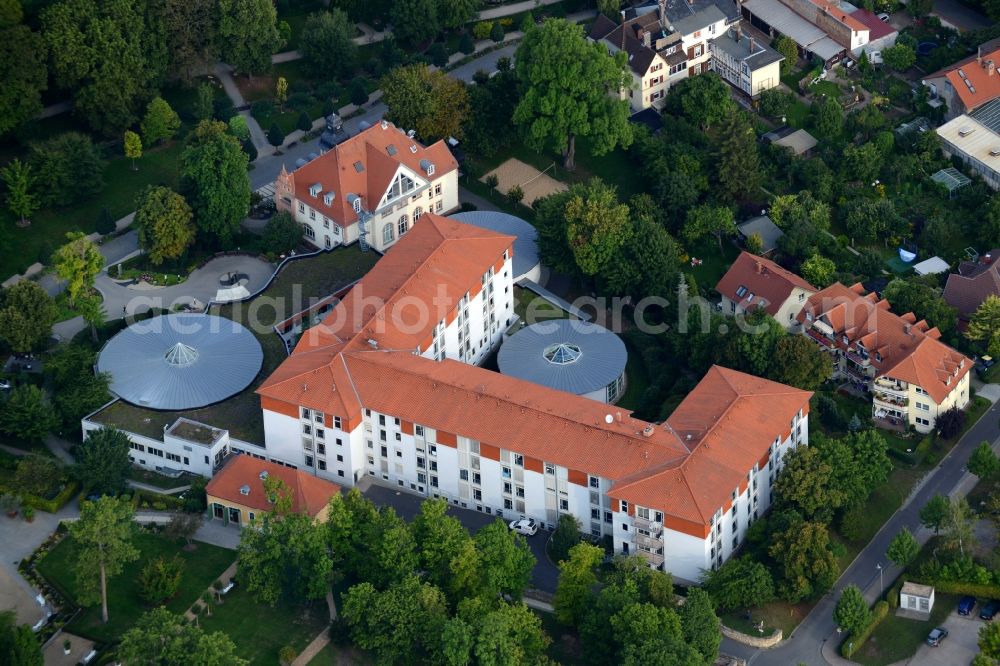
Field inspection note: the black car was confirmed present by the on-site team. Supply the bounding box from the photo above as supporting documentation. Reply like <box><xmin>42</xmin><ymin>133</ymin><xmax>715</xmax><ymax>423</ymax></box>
<box><xmin>959</xmin><ymin>595</ymin><xmax>977</xmax><ymax>615</ymax></box>
<box><xmin>981</xmin><ymin>600</ymin><xmax>1000</xmax><ymax>620</ymax></box>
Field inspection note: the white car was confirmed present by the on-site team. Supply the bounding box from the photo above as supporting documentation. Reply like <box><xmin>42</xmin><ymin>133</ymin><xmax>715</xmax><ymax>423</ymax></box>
<box><xmin>508</xmin><ymin>518</ymin><xmax>538</xmax><ymax>536</ymax></box>
<box><xmin>878</xmin><ymin>12</ymin><xmax>890</xmax><ymax>21</ymax></box>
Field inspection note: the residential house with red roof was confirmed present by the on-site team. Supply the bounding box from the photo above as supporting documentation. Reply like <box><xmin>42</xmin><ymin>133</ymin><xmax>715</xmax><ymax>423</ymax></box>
<box><xmin>798</xmin><ymin>283</ymin><xmax>972</xmax><ymax>432</ymax></box>
<box><xmin>943</xmin><ymin>250</ymin><xmax>1000</xmax><ymax>319</ymax></box>
<box><xmin>715</xmin><ymin>251</ymin><xmax>817</xmax><ymax>330</ymax></box>
<box><xmin>257</xmin><ymin>215</ymin><xmax>812</xmax><ymax>582</ymax></box>
<box><xmin>206</xmin><ymin>454</ymin><xmax>341</xmax><ymax>526</ymax></box>
<box><xmin>273</xmin><ymin>120</ymin><xmax>459</xmax><ymax>253</ymax></box>
<box><xmin>923</xmin><ymin>39</ymin><xmax>1000</xmax><ymax>119</ymax></box>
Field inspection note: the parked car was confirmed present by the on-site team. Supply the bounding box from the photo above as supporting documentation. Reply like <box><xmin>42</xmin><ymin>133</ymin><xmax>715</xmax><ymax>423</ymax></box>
<box><xmin>980</xmin><ymin>599</ymin><xmax>1000</xmax><ymax>620</ymax></box>
<box><xmin>926</xmin><ymin>627</ymin><xmax>948</xmax><ymax>647</ymax></box>
<box><xmin>877</xmin><ymin>12</ymin><xmax>890</xmax><ymax>21</ymax></box>
<box><xmin>958</xmin><ymin>595</ymin><xmax>977</xmax><ymax>615</ymax></box>
<box><xmin>0</xmin><ymin>379</ymin><xmax>10</xmax><ymax>390</ymax></box>
<box><xmin>508</xmin><ymin>518</ymin><xmax>538</xmax><ymax>536</ymax></box>
<box><xmin>976</xmin><ymin>355</ymin><xmax>995</xmax><ymax>377</ymax></box>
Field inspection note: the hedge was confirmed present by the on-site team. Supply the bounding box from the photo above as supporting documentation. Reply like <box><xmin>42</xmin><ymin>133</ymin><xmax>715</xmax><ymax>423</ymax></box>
<box><xmin>914</xmin><ymin>579</ymin><xmax>1000</xmax><ymax>599</ymax></box>
<box><xmin>129</xmin><ymin>489</ymin><xmax>185</xmax><ymax>511</ymax></box>
<box><xmin>0</xmin><ymin>481</ymin><xmax>80</xmax><ymax>513</ymax></box>
<box><xmin>841</xmin><ymin>600</ymin><xmax>889</xmax><ymax>659</ymax></box>
<box><xmin>887</xmin><ymin>582</ymin><xmax>902</xmax><ymax>610</ymax></box>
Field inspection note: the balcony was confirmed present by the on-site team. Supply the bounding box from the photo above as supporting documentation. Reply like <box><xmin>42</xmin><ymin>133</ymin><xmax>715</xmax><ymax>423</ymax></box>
<box><xmin>873</xmin><ymin>392</ymin><xmax>909</xmax><ymax>409</ymax></box>
<box><xmin>633</xmin><ymin>516</ymin><xmax>663</xmax><ymax>535</ymax></box>
<box><xmin>845</xmin><ymin>364</ymin><xmax>873</xmax><ymax>382</ymax></box>
<box><xmin>875</xmin><ymin>377</ymin><xmax>908</xmax><ymax>394</ymax></box>
<box><xmin>636</xmin><ymin>547</ymin><xmax>665</xmax><ymax>566</ymax></box>
<box><xmin>846</xmin><ymin>350</ymin><xmax>871</xmax><ymax>367</ymax></box>
<box><xmin>635</xmin><ymin>531</ymin><xmax>664</xmax><ymax>549</ymax></box>
<box><xmin>806</xmin><ymin>327</ymin><xmax>836</xmax><ymax>349</ymax></box>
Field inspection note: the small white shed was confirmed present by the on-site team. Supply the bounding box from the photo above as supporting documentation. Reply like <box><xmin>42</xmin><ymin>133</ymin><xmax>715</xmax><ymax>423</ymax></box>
<box><xmin>900</xmin><ymin>582</ymin><xmax>935</xmax><ymax>614</ymax></box>
<box><xmin>913</xmin><ymin>256</ymin><xmax>950</xmax><ymax>276</ymax></box>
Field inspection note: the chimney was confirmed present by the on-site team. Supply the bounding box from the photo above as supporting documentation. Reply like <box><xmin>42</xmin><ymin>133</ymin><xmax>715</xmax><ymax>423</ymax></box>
<box><xmin>904</xmin><ymin>323</ymin><xmax>911</xmax><ymax>335</ymax></box>
<box><xmin>658</xmin><ymin>0</ymin><xmax>667</xmax><ymax>21</ymax></box>
<box><xmin>978</xmin><ymin>45</ymin><xmax>984</xmax><ymax>66</ymax></box>
<box><xmin>749</xmin><ymin>35</ymin><xmax>756</xmax><ymax>52</ymax></box>
<box><xmin>756</xmin><ymin>261</ymin><xmax>763</xmax><ymax>274</ymax></box>
<box><xmin>989</xmin><ymin>60</ymin><xmax>996</xmax><ymax>77</ymax></box>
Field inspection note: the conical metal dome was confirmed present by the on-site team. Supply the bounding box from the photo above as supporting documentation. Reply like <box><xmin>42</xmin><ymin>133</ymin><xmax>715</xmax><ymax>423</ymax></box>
<box><xmin>543</xmin><ymin>343</ymin><xmax>582</xmax><ymax>365</ymax></box>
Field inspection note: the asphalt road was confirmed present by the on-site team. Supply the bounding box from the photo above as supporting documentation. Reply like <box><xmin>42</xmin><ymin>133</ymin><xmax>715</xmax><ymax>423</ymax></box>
<box><xmin>362</xmin><ymin>481</ymin><xmax>561</xmax><ymax>592</ymax></box>
<box><xmin>933</xmin><ymin>0</ymin><xmax>991</xmax><ymax>31</ymax></box>
<box><xmin>732</xmin><ymin>400</ymin><xmax>1000</xmax><ymax>665</ymax></box>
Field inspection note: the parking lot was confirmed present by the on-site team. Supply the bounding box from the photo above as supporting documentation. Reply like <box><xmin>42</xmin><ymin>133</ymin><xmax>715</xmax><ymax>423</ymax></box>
<box><xmin>362</xmin><ymin>480</ymin><xmax>560</xmax><ymax>592</ymax></box>
<box><xmin>909</xmin><ymin>609</ymin><xmax>984</xmax><ymax>665</ymax></box>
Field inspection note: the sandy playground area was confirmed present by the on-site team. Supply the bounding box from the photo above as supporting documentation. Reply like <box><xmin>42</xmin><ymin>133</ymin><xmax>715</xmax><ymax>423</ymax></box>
<box><xmin>481</xmin><ymin>158</ymin><xmax>568</xmax><ymax>207</ymax></box>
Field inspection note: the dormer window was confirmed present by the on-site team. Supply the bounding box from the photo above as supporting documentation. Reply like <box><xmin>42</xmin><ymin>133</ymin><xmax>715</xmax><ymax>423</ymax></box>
<box><xmin>806</xmin><ymin>312</ymin><xmax>813</xmax><ymax>321</ymax></box>
<box><xmin>420</xmin><ymin>159</ymin><xmax>435</xmax><ymax>176</ymax></box>
<box><xmin>239</xmin><ymin>484</ymin><xmax>250</xmax><ymax>496</ymax></box>
<box><xmin>875</xmin><ymin>352</ymin><xmax>882</xmax><ymax>362</ymax></box>
<box><xmin>735</xmin><ymin>285</ymin><xmax>748</xmax><ymax>298</ymax></box>
<box><xmin>309</xmin><ymin>183</ymin><xmax>322</xmax><ymax>197</ymax></box>
<box><xmin>842</xmin><ymin>335</ymin><xmax>849</xmax><ymax>345</ymax></box>
<box><xmin>323</xmin><ymin>191</ymin><xmax>334</xmax><ymax>206</ymax></box>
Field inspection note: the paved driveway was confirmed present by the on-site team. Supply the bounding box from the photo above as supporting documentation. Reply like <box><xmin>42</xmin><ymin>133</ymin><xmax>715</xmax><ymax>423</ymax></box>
<box><xmin>362</xmin><ymin>481</ymin><xmax>560</xmax><ymax>593</ymax></box>
<box><xmin>908</xmin><ymin>611</ymin><xmax>982</xmax><ymax>665</ymax></box>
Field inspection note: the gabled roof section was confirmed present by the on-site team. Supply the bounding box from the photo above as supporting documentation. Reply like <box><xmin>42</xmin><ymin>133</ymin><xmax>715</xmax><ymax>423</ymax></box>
<box><xmin>257</xmin><ymin>215</ymin><xmax>514</xmax><ymax>412</ymax></box>
<box><xmin>589</xmin><ymin>12</ymin><xmax>662</xmax><ymax>75</ymax></box>
<box><xmin>944</xmin><ymin>48</ymin><xmax>1000</xmax><ymax>113</ymax></box>
<box><xmin>944</xmin><ymin>250</ymin><xmax>1000</xmax><ymax>317</ymax></box>
<box><xmin>798</xmin><ymin>283</ymin><xmax>971</xmax><ymax>403</ymax></box>
<box><xmin>715</xmin><ymin>251</ymin><xmax>816</xmax><ymax>316</ymax></box>
<box><xmin>610</xmin><ymin>366</ymin><xmax>811</xmax><ymax>524</ymax></box>
<box><xmin>206</xmin><ymin>454</ymin><xmax>341</xmax><ymax>517</ymax></box>
<box><xmin>284</xmin><ymin>121</ymin><xmax>458</xmax><ymax>226</ymax></box>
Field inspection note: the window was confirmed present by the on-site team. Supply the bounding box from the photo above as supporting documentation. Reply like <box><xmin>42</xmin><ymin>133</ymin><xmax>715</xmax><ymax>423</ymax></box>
<box><xmin>301</xmin><ymin>408</ymin><xmax>311</xmax><ymax>419</ymax></box>
<box><xmin>309</xmin><ymin>209</ymin><xmax>316</xmax><ymax>220</ymax></box>
<box><xmin>382</xmin><ymin>223</ymin><xmax>394</xmax><ymax>244</ymax></box>
<box><xmin>604</xmin><ymin>511</ymin><xmax>612</xmax><ymax>524</ymax></box>
<box><xmin>513</xmin><ymin>454</ymin><xmax>524</xmax><ymax>467</ymax></box>
<box><xmin>735</xmin><ymin>285</ymin><xmax>747</xmax><ymax>298</ymax></box>
<box><xmin>316</xmin><ymin>429</ymin><xmax>324</xmax><ymax>440</ymax></box>
<box><xmin>434</xmin><ymin>184</ymin><xmax>442</xmax><ymax>196</ymax></box>
<box><xmin>298</xmin><ymin>202</ymin><xmax>305</xmax><ymax>213</ymax></box>
<box><xmin>333</xmin><ymin>416</ymin><xmax>342</xmax><ymax>429</ymax></box>
<box><xmin>301</xmin><ymin>224</ymin><xmax>315</xmax><ymax>240</ymax></box>
<box><xmin>398</xmin><ymin>215</ymin><xmax>408</xmax><ymax>236</ymax></box>
<box><xmin>413</xmin><ymin>206</ymin><xmax>423</xmax><ymax>221</ymax></box>
<box><xmin>352</xmin><ymin>197</ymin><xmax>362</xmax><ymax>214</ymax></box>
<box><xmin>428</xmin><ymin>444</ymin><xmax>437</xmax><ymax>456</ymax></box>
<box><xmin>621</xmin><ymin>501</ymin><xmax>628</xmax><ymax>512</ymax></box>
<box><xmin>415</xmin><ymin>425</ymin><xmax>424</xmax><ymax>436</ymax></box>
<box><xmin>395</xmin><ymin>432</ymin><xmax>401</xmax><ymax>441</ymax></box>
<box><xmin>589</xmin><ymin>476</ymin><xmax>599</xmax><ymax>488</ymax></box>
<box><xmin>694</xmin><ymin>45</ymin><xmax>703</xmax><ymax>57</ymax></box>
<box><xmin>302</xmin><ymin>424</ymin><xmax>312</xmax><ymax>435</ymax></box>
<box><xmin>305</xmin><ymin>455</ymin><xmax>314</xmax><ymax>467</ymax></box>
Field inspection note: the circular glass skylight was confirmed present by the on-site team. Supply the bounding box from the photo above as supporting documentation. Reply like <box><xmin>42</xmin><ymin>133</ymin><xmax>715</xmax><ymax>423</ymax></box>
<box><xmin>164</xmin><ymin>342</ymin><xmax>199</xmax><ymax>367</ymax></box>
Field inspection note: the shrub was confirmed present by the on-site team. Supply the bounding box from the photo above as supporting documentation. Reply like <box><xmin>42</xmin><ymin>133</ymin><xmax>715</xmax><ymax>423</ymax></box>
<box><xmin>840</xmin><ymin>600</ymin><xmax>888</xmax><ymax>658</ymax></box>
<box><xmin>507</xmin><ymin>185</ymin><xmax>524</xmax><ymax>204</ymax></box>
<box><xmin>428</xmin><ymin>42</ymin><xmax>449</xmax><ymax>67</ymax></box>
<box><xmin>490</xmin><ymin>21</ymin><xmax>504</xmax><ymax>42</ymax></box>
<box><xmin>297</xmin><ymin>111</ymin><xmax>312</xmax><ymax>132</ymax></box>
<box><xmin>263</xmin><ymin>211</ymin><xmax>302</xmax><ymax>254</ymax></box>
<box><xmin>484</xmin><ymin>173</ymin><xmax>499</xmax><ymax>189</ymax></box>
<box><xmin>287</xmin><ymin>92</ymin><xmax>315</xmax><ymax>112</ymax></box>
<box><xmin>550</xmin><ymin>514</ymin><xmax>582</xmax><ymax>563</ymax></box>
<box><xmin>19</xmin><ymin>481</ymin><xmax>79</xmax><ymax>513</ymax></box>
<box><xmin>251</xmin><ymin>100</ymin><xmax>275</xmax><ymax>117</ymax></box>
<box><xmin>887</xmin><ymin>582</ymin><xmax>902</xmax><ymax>610</ymax></box>
<box><xmin>936</xmin><ymin>407</ymin><xmax>965</xmax><ymax>439</ymax></box>
<box><xmin>472</xmin><ymin>21</ymin><xmax>493</xmax><ymax>41</ymax></box>
<box><xmin>460</xmin><ymin>202</ymin><xmax>478</xmax><ymax>212</ymax></box>
<box><xmin>279</xmin><ymin>645</ymin><xmax>297</xmax><ymax>666</ymax></box>
<box><xmin>349</xmin><ymin>78</ymin><xmax>369</xmax><ymax>107</ymax></box>
<box><xmin>137</xmin><ymin>555</ymin><xmax>185</xmax><ymax>604</ymax></box>
<box><xmin>242</xmin><ymin>139</ymin><xmax>258</xmax><ymax>162</ymax></box>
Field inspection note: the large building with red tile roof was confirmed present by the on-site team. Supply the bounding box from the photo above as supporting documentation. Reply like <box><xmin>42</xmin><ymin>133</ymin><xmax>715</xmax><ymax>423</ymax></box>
<box><xmin>273</xmin><ymin>120</ymin><xmax>459</xmax><ymax>253</ymax></box>
<box><xmin>257</xmin><ymin>215</ymin><xmax>812</xmax><ymax>582</ymax></box>
<box><xmin>798</xmin><ymin>282</ymin><xmax>971</xmax><ymax>432</ymax></box>
<box><xmin>206</xmin><ymin>454</ymin><xmax>341</xmax><ymax>526</ymax></box>
<box><xmin>924</xmin><ymin>40</ymin><xmax>1000</xmax><ymax>119</ymax></box>
<box><xmin>716</xmin><ymin>251</ymin><xmax>817</xmax><ymax>329</ymax></box>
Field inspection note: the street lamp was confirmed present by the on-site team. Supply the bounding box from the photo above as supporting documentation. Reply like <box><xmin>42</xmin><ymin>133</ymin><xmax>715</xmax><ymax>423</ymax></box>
<box><xmin>876</xmin><ymin>563</ymin><xmax>884</xmax><ymax>595</ymax></box>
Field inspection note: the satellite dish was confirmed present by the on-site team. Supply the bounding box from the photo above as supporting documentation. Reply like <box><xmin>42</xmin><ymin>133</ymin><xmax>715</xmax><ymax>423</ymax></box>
<box><xmin>605</xmin><ymin>414</ymin><xmax>614</xmax><ymax>424</ymax></box>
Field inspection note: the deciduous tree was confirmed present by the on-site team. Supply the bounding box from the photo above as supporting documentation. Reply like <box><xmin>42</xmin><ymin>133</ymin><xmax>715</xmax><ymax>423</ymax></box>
<box><xmin>811</xmin><ymin>95</ymin><xmax>843</xmax><ymax>140</ymax></box>
<box><xmin>76</xmin><ymin>427</ymin><xmax>132</xmax><ymax>496</ymax></box>
<box><xmin>124</xmin><ymin>130</ymin><xmax>142</xmax><ymax>171</ymax></box>
<box><xmin>882</xmin><ymin>43</ymin><xmax>916</xmax><ymax>71</ymax></box>
<box><xmin>0</xmin><ymin>386</ymin><xmax>55</xmax><ymax>443</ymax></box>
<box><xmin>137</xmin><ymin>555</ymin><xmax>185</xmax><ymax>604</ymax></box>
<box><xmin>769</xmin><ymin>334</ymin><xmax>833</xmax><ymax>390</ymax></box>
<box><xmin>773</xmin><ymin>445</ymin><xmax>844</xmax><ymax>522</ymax></box>
<box><xmin>844</xmin><ymin>198</ymin><xmax>904</xmax><ymax>244</ymax></box>
<box><xmin>919</xmin><ymin>494</ymin><xmax>949</xmax><ymax>534</ymax></box>
<box><xmin>27</xmin><ymin>133</ymin><xmax>104</xmax><ymax>207</ymax></box>
<box><xmin>980</xmin><ymin>620</ymin><xmax>1000</xmax><ymax>660</ymax></box>
<box><xmin>769</xmin><ymin>520</ymin><xmax>838</xmax><ymax>602</ymax></box>
<box><xmin>41</xmin><ymin>0</ymin><xmax>165</xmax><ymax>133</ymax></box>
<box><xmin>0</xmin><ymin>21</ymin><xmax>46</xmax><ymax>136</ymax></box>
<box><xmin>164</xmin><ymin>513</ymin><xmax>203</xmax><ymax>548</ymax></box>
<box><xmin>967</xmin><ymin>294</ymin><xmax>1000</xmax><ymax>357</ymax></box>
<box><xmin>300</xmin><ymin>9</ymin><xmax>356</xmax><ymax>78</ymax></box>
<box><xmin>391</xmin><ymin>0</ymin><xmax>438</xmax><ymax>48</ymax></box>
<box><xmin>668</xmin><ymin>71</ymin><xmax>735</xmax><ymax>130</ymax></box>
<box><xmin>833</xmin><ymin>584</ymin><xmax>870</xmax><ymax>635</ymax></box>
<box><xmin>563</xmin><ymin>178</ymin><xmax>632</xmax><ymax>276</ymax></box>
<box><xmin>13</xmin><ymin>455</ymin><xmax>62</xmax><ymax>498</ymax></box>
<box><xmin>69</xmin><ymin>496</ymin><xmax>139</xmax><ymax>623</ymax></box>
<box><xmin>141</xmin><ymin>97</ymin><xmax>181</xmax><ymax>146</ymax></box>
<box><xmin>118</xmin><ymin>607</ymin><xmax>246</xmax><ymax>665</ymax></box>
<box><xmin>53</xmin><ymin>232</ymin><xmax>104</xmax><ymax>305</ymax></box>
<box><xmin>0</xmin><ymin>281</ymin><xmax>56</xmax><ymax>353</ymax></box>
<box><xmin>969</xmin><ymin>442</ymin><xmax>1000</xmax><ymax>479</ymax></box>
<box><xmin>702</xmin><ymin>557</ymin><xmax>774</xmax><ymax>612</ymax></box>
<box><xmin>262</xmin><ymin>211</ymin><xmax>302</xmax><ymax>255</ymax></box>
<box><xmin>717</xmin><ymin>107</ymin><xmax>763</xmax><ymax>201</ymax></box>
<box><xmin>474</xmin><ymin>520</ymin><xmax>535</xmax><ymax>601</ymax></box>
<box><xmin>155</xmin><ymin>0</ymin><xmax>218</xmax><ymax>84</ymax></box>
<box><xmin>410</xmin><ymin>498</ymin><xmax>474</xmax><ymax>596</ymax></box>
<box><xmin>801</xmin><ymin>254</ymin><xmax>837</xmax><ymax>287</ymax></box>
<box><xmin>554</xmin><ymin>542</ymin><xmax>603</xmax><ymax>626</ymax></box>
<box><xmin>218</xmin><ymin>0</ymin><xmax>283</xmax><ymax>75</ymax></box>
<box><xmin>180</xmin><ymin>120</ymin><xmax>251</xmax><ymax>246</ymax></box>
<box><xmin>774</xmin><ymin>36</ymin><xmax>798</xmax><ymax>75</ymax></box>
<box><xmin>0</xmin><ymin>610</ymin><xmax>42</xmax><ymax>666</ymax></box>
<box><xmin>134</xmin><ymin>186</ymin><xmax>195</xmax><ymax>265</ymax></box>
<box><xmin>883</xmin><ymin>277</ymin><xmax>957</xmax><ymax>337</ymax></box>
<box><xmin>438</xmin><ymin>0</ymin><xmax>481</xmax><ymax>29</ymax></box>
<box><xmin>680</xmin><ymin>587</ymin><xmax>721</xmax><ymax>665</ymax></box>
<box><xmin>886</xmin><ymin>527</ymin><xmax>919</xmax><ymax>567</ymax></box>
<box><xmin>513</xmin><ymin>18</ymin><xmax>633</xmax><ymax>169</ymax></box>
<box><xmin>381</xmin><ymin>64</ymin><xmax>469</xmax><ymax>141</ymax></box>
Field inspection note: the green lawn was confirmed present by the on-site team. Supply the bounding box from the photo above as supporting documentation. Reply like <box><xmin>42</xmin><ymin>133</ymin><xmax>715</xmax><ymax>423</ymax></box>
<box><xmin>809</xmin><ymin>80</ymin><xmax>842</xmax><ymax>100</ymax></box>
<box><xmin>617</xmin><ymin>338</ymin><xmax>650</xmax><ymax>412</ymax></box>
<box><xmin>513</xmin><ymin>285</ymin><xmax>571</xmax><ymax>324</ymax></box>
<box><xmin>89</xmin><ymin>245</ymin><xmax>378</xmax><ymax>443</ymax></box>
<box><xmin>0</xmin><ymin>141</ymin><xmax>184</xmax><ymax>278</ymax></box>
<box><xmin>36</xmin><ymin>531</ymin><xmax>235</xmax><ymax>643</ymax></box>
<box><xmin>784</xmin><ymin>97</ymin><xmax>810</xmax><ymax>129</ymax></box>
<box><xmin>687</xmin><ymin>239</ymin><xmax>740</xmax><ymax>294</ymax></box>
<box><xmin>199</xmin><ymin>586</ymin><xmax>329</xmax><ymax>665</ymax></box>
<box><xmin>852</xmin><ymin>593</ymin><xmax>958</xmax><ymax>666</ymax></box>
<box><xmin>720</xmin><ymin>600</ymin><xmax>810</xmax><ymax>638</ymax></box>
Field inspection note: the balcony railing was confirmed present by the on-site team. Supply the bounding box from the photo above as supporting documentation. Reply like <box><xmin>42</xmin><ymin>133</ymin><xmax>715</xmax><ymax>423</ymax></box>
<box><xmin>874</xmin><ymin>377</ymin><xmax>907</xmax><ymax>393</ymax></box>
<box><xmin>635</xmin><ymin>532</ymin><xmax>664</xmax><ymax>549</ymax></box>
<box><xmin>846</xmin><ymin>350</ymin><xmax>871</xmax><ymax>366</ymax></box>
<box><xmin>873</xmin><ymin>392</ymin><xmax>909</xmax><ymax>408</ymax></box>
<box><xmin>636</xmin><ymin>547</ymin><xmax>665</xmax><ymax>566</ymax></box>
<box><xmin>845</xmin><ymin>364</ymin><xmax>872</xmax><ymax>382</ymax></box>
<box><xmin>633</xmin><ymin>516</ymin><xmax>663</xmax><ymax>536</ymax></box>
<box><xmin>806</xmin><ymin>327</ymin><xmax>835</xmax><ymax>348</ymax></box>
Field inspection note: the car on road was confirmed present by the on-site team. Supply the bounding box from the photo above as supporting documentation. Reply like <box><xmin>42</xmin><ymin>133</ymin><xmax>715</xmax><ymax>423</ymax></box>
<box><xmin>958</xmin><ymin>596</ymin><xmax>977</xmax><ymax>615</ymax></box>
<box><xmin>508</xmin><ymin>518</ymin><xmax>538</xmax><ymax>536</ymax></box>
<box><xmin>980</xmin><ymin>600</ymin><xmax>1000</xmax><ymax>620</ymax></box>
<box><xmin>926</xmin><ymin>627</ymin><xmax>949</xmax><ymax>646</ymax></box>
